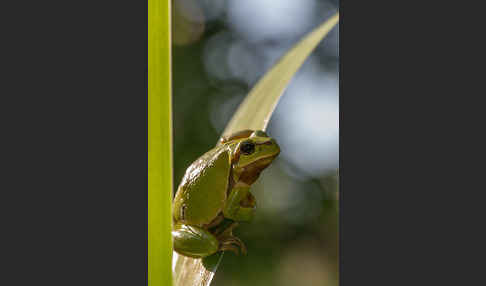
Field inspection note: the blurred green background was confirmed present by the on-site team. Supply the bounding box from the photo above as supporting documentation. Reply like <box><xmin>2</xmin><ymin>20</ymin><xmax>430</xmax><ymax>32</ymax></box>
<box><xmin>172</xmin><ymin>0</ymin><xmax>339</xmax><ymax>285</ymax></box>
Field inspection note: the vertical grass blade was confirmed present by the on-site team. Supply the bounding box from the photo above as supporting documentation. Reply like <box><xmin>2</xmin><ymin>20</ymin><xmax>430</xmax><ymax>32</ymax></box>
<box><xmin>173</xmin><ymin>13</ymin><xmax>339</xmax><ymax>286</ymax></box>
<box><xmin>148</xmin><ymin>0</ymin><xmax>173</xmax><ymax>285</ymax></box>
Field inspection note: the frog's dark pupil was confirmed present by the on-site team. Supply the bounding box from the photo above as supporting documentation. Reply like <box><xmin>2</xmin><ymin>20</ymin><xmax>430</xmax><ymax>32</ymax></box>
<box><xmin>240</xmin><ymin>141</ymin><xmax>255</xmax><ymax>155</ymax></box>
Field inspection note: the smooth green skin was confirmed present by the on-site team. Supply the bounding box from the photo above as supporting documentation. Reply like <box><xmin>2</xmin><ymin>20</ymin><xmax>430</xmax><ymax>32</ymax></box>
<box><xmin>172</xmin><ymin>130</ymin><xmax>280</xmax><ymax>258</ymax></box>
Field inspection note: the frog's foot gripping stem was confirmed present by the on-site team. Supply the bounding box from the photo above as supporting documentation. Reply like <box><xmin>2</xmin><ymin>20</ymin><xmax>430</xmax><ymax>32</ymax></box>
<box><xmin>219</xmin><ymin>235</ymin><xmax>247</xmax><ymax>255</ymax></box>
<box><xmin>215</xmin><ymin>221</ymin><xmax>247</xmax><ymax>255</ymax></box>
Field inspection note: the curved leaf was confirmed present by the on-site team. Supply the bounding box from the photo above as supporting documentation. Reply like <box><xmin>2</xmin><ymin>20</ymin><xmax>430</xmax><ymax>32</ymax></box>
<box><xmin>222</xmin><ymin>12</ymin><xmax>339</xmax><ymax>138</ymax></box>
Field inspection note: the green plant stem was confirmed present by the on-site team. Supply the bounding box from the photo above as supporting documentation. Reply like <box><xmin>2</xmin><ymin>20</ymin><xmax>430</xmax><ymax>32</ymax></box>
<box><xmin>148</xmin><ymin>0</ymin><xmax>173</xmax><ymax>285</ymax></box>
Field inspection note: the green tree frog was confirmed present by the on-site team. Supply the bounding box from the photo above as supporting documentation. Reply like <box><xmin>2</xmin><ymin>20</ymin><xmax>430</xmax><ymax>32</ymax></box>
<box><xmin>172</xmin><ymin>130</ymin><xmax>280</xmax><ymax>258</ymax></box>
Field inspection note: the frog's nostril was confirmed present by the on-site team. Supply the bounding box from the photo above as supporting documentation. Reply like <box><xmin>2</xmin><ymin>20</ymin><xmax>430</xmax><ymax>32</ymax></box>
<box><xmin>270</xmin><ymin>139</ymin><xmax>280</xmax><ymax>154</ymax></box>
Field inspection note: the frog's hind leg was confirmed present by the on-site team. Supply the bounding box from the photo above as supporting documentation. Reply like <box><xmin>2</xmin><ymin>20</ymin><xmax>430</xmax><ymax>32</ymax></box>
<box><xmin>173</xmin><ymin>222</ymin><xmax>247</xmax><ymax>258</ymax></box>
<box><xmin>172</xmin><ymin>223</ymin><xmax>219</xmax><ymax>258</ymax></box>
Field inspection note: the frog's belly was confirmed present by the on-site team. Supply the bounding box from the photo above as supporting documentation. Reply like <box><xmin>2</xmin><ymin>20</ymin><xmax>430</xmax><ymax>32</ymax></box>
<box><xmin>173</xmin><ymin>146</ymin><xmax>230</xmax><ymax>226</ymax></box>
<box><xmin>173</xmin><ymin>184</ymin><xmax>227</xmax><ymax>226</ymax></box>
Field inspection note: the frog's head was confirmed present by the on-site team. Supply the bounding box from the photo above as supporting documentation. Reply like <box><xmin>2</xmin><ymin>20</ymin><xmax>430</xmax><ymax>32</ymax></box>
<box><xmin>231</xmin><ymin>130</ymin><xmax>280</xmax><ymax>177</ymax></box>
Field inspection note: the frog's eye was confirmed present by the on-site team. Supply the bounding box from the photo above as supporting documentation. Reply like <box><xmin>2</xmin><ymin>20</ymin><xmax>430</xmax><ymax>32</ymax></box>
<box><xmin>240</xmin><ymin>141</ymin><xmax>255</xmax><ymax>155</ymax></box>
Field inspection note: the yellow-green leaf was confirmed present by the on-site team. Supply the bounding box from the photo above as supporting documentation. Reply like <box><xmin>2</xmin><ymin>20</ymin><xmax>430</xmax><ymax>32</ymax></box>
<box><xmin>222</xmin><ymin>12</ymin><xmax>339</xmax><ymax>138</ymax></box>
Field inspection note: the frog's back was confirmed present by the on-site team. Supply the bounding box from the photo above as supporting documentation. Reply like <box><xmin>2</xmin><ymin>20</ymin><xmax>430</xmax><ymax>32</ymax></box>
<box><xmin>173</xmin><ymin>146</ymin><xmax>231</xmax><ymax>226</ymax></box>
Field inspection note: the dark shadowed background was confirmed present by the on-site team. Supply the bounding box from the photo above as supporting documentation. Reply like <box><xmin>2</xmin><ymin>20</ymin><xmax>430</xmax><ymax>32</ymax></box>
<box><xmin>172</xmin><ymin>0</ymin><xmax>339</xmax><ymax>285</ymax></box>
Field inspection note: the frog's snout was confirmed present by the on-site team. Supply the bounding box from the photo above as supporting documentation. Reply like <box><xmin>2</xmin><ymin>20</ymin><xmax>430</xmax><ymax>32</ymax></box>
<box><xmin>271</xmin><ymin>139</ymin><xmax>280</xmax><ymax>156</ymax></box>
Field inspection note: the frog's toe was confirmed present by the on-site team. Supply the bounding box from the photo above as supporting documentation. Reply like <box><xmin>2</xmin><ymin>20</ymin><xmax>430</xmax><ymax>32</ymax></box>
<box><xmin>231</xmin><ymin>236</ymin><xmax>247</xmax><ymax>255</ymax></box>
<box><xmin>220</xmin><ymin>242</ymin><xmax>240</xmax><ymax>255</ymax></box>
<box><xmin>219</xmin><ymin>236</ymin><xmax>247</xmax><ymax>255</ymax></box>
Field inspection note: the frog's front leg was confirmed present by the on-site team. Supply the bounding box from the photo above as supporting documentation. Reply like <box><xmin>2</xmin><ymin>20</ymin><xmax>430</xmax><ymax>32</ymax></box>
<box><xmin>223</xmin><ymin>183</ymin><xmax>256</xmax><ymax>222</ymax></box>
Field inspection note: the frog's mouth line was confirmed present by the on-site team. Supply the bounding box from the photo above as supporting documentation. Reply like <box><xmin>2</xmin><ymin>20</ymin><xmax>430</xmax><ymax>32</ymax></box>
<box><xmin>241</xmin><ymin>153</ymin><xmax>279</xmax><ymax>169</ymax></box>
<box><xmin>255</xmin><ymin>155</ymin><xmax>278</xmax><ymax>166</ymax></box>
<box><xmin>239</xmin><ymin>156</ymin><xmax>277</xmax><ymax>185</ymax></box>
